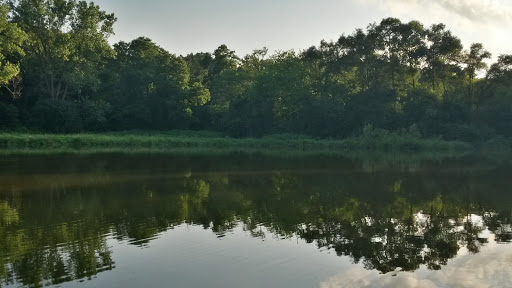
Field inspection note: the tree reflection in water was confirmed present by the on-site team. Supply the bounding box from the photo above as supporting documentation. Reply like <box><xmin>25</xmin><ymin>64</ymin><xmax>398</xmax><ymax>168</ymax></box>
<box><xmin>0</xmin><ymin>154</ymin><xmax>511</xmax><ymax>287</ymax></box>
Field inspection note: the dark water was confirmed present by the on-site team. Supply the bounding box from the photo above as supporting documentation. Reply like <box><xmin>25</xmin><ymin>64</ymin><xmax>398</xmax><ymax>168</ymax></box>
<box><xmin>0</xmin><ymin>154</ymin><xmax>511</xmax><ymax>288</ymax></box>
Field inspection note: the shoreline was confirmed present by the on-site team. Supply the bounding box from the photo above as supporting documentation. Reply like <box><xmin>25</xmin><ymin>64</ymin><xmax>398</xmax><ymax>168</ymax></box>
<box><xmin>0</xmin><ymin>131</ymin><xmax>474</xmax><ymax>157</ymax></box>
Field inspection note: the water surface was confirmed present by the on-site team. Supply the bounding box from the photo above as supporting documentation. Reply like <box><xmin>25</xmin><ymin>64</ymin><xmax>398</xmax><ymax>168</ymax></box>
<box><xmin>0</xmin><ymin>154</ymin><xmax>511</xmax><ymax>287</ymax></box>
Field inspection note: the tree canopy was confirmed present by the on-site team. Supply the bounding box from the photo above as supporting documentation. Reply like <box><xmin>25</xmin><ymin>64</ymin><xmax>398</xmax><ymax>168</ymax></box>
<box><xmin>0</xmin><ymin>2</ymin><xmax>511</xmax><ymax>142</ymax></box>
<box><xmin>0</xmin><ymin>4</ymin><xmax>26</xmax><ymax>94</ymax></box>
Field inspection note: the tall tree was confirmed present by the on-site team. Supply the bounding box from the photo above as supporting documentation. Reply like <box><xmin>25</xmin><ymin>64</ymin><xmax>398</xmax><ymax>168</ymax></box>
<box><xmin>336</xmin><ymin>28</ymin><xmax>380</xmax><ymax>90</ymax></box>
<box><xmin>399</xmin><ymin>21</ymin><xmax>427</xmax><ymax>89</ymax></box>
<box><xmin>0</xmin><ymin>3</ymin><xmax>26</xmax><ymax>98</ymax></box>
<box><xmin>9</xmin><ymin>0</ymin><xmax>116</xmax><ymax>100</ymax></box>
<box><xmin>486</xmin><ymin>54</ymin><xmax>512</xmax><ymax>81</ymax></box>
<box><xmin>183</xmin><ymin>52</ymin><xmax>213</xmax><ymax>86</ymax></box>
<box><xmin>207</xmin><ymin>45</ymin><xmax>244</xmax><ymax>121</ymax></box>
<box><xmin>463</xmin><ymin>43</ymin><xmax>491</xmax><ymax>106</ymax></box>
<box><xmin>240</xmin><ymin>51</ymin><xmax>312</xmax><ymax>136</ymax></box>
<box><xmin>423</xmin><ymin>24</ymin><xmax>463</xmax><ymax>96</ymax></box>
<box><xmin>478</xmin><ymin>55</ymin><xmax>512</xmax><ymax>136</ymax></box>
<box><xmin>370</xmin><ymin>18</ymin><xmax>405</xmax><ymax>88</ymax></box>
<box><xmin>210</xmin><ymin>44</ymin><xmax>240</xmax><ymax>79</ymax></box>
<box><xmin>111</xmin><ymin>37</ymin><xmax>210</xmax><ymax>129</ymax></box>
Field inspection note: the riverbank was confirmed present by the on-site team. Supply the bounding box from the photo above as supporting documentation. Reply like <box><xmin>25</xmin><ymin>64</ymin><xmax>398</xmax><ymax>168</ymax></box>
<box><xmin>0</xmin><ymin>130</ymin><xmax>473</xmax><ymax>157</ymax></box>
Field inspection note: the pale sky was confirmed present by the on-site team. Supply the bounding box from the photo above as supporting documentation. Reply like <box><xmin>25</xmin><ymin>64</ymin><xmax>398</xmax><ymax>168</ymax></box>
<box><xmin>320</xmin><ymin>239</ymin><xmax>512</xmax><ymax>288</ymax></box>
<box><xmin>94</xmin><ymin>0</ymin><xmax>512</xmax><ymax>59</ymax></box>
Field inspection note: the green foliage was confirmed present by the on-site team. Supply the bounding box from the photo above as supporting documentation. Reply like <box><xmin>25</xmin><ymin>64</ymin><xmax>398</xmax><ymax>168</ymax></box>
<box><xmin>353</xmin><ymin>124</ymin><xmax>464</xmax><ymax>152</ymax></box>
<box><xmin>0</xmin><ymin>3</ymin><xmax>511</xmax><ymax>146</ymax></box>
<box><xmin>78</xmin><ymin>99</ymin><xmax>111</xmax><ymax>131</ymax></box>
<box><xmin>31</xmin><ymin>99</ymin><xmax>82</xmax><ymax>133</ymax></box>
<box><xmin>108</xmin><ymin>37</ymin><xmax>210</xmax><ymax>130</ymax></box>
<box><xmin>0</xmin><ymin>102</ymin><xmax>20</xmax><ymax>129</ymax></box>
<box><xmin>0</xmin><ymin>4</ymin><xmax>26</xmax><ymax>88</ymax></box>
<box><xmin>439</xmin><ymin>123</ymin><xmax>490</xmax><ymax>142</ymax></box>
<box><xmin>11</xmin><ymin>0</ymin><xmax>116</xmax><ymax>100</ymax></box>
<box><xmin>481</xmin><ymin>137</ymin><xmax>512</xmax><ymax>156</ymax></box>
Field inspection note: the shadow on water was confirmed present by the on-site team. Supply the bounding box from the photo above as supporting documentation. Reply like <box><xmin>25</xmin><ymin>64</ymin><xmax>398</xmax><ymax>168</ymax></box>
<box><xmin>0</xmin><ymin>153</ymin><xmax>511</xmax><ymax>287</ymax></box>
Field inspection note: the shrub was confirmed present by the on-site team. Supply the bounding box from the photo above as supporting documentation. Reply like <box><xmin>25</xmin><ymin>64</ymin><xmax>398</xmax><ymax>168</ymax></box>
<box><xmin>31</xmin><ymin>99</ymin><xmax>83</xmax><ymax>133</ymax></box>
<box><xmin>440</xmin><ymin>124</ymin><xmax>488</xmax><ymax>142</ymax></box>
<box><xmin>0</xmin><ymin>102</ymin><xmax>20</xmax><ymax>129</ymax></box>
<box><xmin>79</xmin><ymin>99</ymin><xmax>111</xmax><ymax>131</ymax></box>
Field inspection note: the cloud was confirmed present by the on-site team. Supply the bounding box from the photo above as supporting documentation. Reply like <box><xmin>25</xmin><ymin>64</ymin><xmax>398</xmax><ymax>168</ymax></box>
<box><xmin>319</xmin><ymin>243</ymin><xmax>512</xmax><ymax>288</ymax></box>
<box><xmin>435</xmin><ymin>0</ymin><xmax>511</xmax><ymax>24</ymax></box>
<box><xmin>360</xmin><ymin>0</ymin><xmax>512</xmax><ymax>25</ymax></box>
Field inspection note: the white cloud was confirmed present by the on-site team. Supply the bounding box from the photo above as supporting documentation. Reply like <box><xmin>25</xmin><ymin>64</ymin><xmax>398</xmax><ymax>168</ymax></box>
<box><xmin>436</xmin><ymin>0</ymin><xmax>512</xmax><ymax>24</ymax></box>
<box><xmin>319</xmin><ymin>242</ymin><xmax>512</xmax><ymax>288</ymax></box>
<box><xmin>365</xmin><ymin>0</ymin><xmax>512</xmax><ymax>24</ymax></box>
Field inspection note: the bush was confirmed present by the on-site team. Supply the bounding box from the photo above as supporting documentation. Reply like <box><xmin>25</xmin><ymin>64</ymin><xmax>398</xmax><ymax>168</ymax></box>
<box><xmin>0</xmin><ymin>102</ymin><xmax>20</xmax><ymax>129</ymax></box>
<box><xmin>477</xmin><ymin>99</ymin><xmax>512</xmax><ymax>137</ymax></box>
<box><xmin>406</xmin><ymin>123</ymin><xmax>422</xmax><ymax>138</ymax></box>
<box><xmin>481</xmin><ymin>137</ymin><xmax>512</xmax><ymax>154</ymax></box>
<box><xmin>31</xmin><ymin>99</ymin><xmax>83</xmax><ymax>133</ymax></box>
<box><xmin>440</xmin><ymin>124</ymin><xmax>490</xmax><ymax>142</ymax></box>
<box><xmin>79</xmin><ymin>99</ymin><xmax>111</xmax><ymax>131</ymax></box>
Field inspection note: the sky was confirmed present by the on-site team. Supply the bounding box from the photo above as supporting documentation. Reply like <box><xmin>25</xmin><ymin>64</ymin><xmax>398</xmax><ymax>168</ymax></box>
<box><xmin>93</xmin><ymin>0</ymin><xmax>512</xmax><ymax>59</ymax></box>
<box><xmin>319</xmin><ymin>240</ymin><xmax>512</xmax><ymax>288</ymax></box>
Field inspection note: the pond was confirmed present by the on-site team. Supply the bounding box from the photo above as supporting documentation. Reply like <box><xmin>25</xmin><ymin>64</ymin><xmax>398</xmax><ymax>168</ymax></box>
<box><xmin>0</xmin><ymin>154</ymin><xmax>511</xmax><ymax>288</ymax></box>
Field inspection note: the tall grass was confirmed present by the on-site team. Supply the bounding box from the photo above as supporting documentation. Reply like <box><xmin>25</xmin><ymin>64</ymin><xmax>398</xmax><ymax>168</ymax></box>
<box><xmin>0</xmin><ymin>129</ymin><xmax>472</xmax><ymax>157</ymax></box>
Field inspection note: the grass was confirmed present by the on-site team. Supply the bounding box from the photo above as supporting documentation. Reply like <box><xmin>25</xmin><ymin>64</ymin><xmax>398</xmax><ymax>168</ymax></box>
<box><xmin>0</xmin><ymin>130</ymin><xmax>473</xmax><ymax>159</ymax></box>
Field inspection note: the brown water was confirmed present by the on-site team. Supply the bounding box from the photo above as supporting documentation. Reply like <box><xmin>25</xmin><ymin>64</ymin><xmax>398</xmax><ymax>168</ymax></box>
<box><xmin>0</xmin><ymin>154</ymin><xmax>511</xmax><ymax>288</ymax></box>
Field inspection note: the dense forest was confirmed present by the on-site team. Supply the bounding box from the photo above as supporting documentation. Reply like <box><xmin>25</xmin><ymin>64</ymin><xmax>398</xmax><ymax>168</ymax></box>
<box><xmin>0</xmin><ymin>0</ymin><xmax>511</xmax><ymax>141</ymax></box>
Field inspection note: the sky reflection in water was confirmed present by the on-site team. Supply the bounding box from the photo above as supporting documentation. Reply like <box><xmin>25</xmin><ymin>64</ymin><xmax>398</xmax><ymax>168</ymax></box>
<box><xmin>0</xmin><ymin>154</ymin><xmax>511</xmax><ymax>288</ymax></box>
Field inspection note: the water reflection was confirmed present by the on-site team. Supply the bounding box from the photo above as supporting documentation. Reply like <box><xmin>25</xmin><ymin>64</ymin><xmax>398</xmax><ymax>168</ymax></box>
<box><xmin>0</xmin><ymin>154</ymin><xmax>511</xmax><ymax>287</ymax></box>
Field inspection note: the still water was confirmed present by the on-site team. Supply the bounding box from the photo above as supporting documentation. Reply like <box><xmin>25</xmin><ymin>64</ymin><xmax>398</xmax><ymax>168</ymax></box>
<box><xmin>0</xmin><ymin>154</ymin><xmax>511</xmax><ymax>288</ymax></box>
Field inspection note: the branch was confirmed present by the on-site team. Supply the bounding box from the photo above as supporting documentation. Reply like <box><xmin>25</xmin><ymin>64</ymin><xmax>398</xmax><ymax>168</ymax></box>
<box><xmin>2</xmin><ymin>77</ymin><xmax>23</xmax><ymax>99</ymax></box>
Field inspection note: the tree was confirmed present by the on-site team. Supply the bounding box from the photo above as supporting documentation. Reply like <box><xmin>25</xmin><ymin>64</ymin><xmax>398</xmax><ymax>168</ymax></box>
<box><xmin>242</xmin><ymin>47</ymin><xmax>268</xmax><ymax>72</ymax></box>
<box><xmin>0</xmin><ymin>4</ymin><xmax>26</xmax><ymax>98</ymax></box>
<box><xmin>183</xmin><ymin>52</ymin><xmax>213</xmax><ymax>86</ymax></box>
<box><xmin>486</xmin><ymin>54</ymin><xmax>512</xmax><ymax>81</ymax></box>
<box><xmin>477</xmin><ymin>55</ymin><xmax>512</xmax><ymax>136</ymax></box>
<box><xmin>241</xmin><ymin>51</ymin><xmax>312</xmax><ymax>136</ymax></box>
<box><xmin>9</xmin><ymin>0</ymin><xmax>116</xmax><ymax>100</ymax></box>
<box><xmin>399</xmin><ymin>21</ymin><xmax>427</xmax><ymax>89</ymax></box>
<box><xmin>369</xmin><ymin>18</ymin><xmax>405</xmax><ymax>88</ymax></box>
<box><xmin>423</xmin><ymin>24</ymin><xmax>463</xmax><ymax>97</ymax></box>
<box><xmin>210</xmin><ymin>44</ymin><xmax>240</xmax><ymax>79</ymax></box>
<box><xmin>110</xmin><ymin>37</ymin><xmax>210</xmax><ymax>129</ymax></box>
<box><xmin>463</xmin><ymin>43</ymin><xmax>491</xmax><ymax>106</ymax></box>
<box><xmin>336</xmin><ymin>29</ymin><xmax>381</xmax><ymax>90</ymax></box>
<box><xmin>206</xmin><ymin>45</ymin><xmax>247</xmax><ymax>129</ymax></box>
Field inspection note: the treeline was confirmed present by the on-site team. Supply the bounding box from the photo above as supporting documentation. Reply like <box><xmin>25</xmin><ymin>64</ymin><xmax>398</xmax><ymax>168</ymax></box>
<box><xmin>0</xmin><ymin>1</ymin><xmax>511</xmax><ymax>141</ymax></box>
